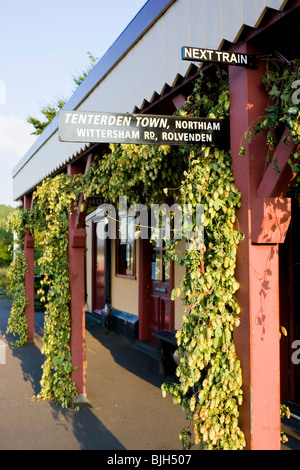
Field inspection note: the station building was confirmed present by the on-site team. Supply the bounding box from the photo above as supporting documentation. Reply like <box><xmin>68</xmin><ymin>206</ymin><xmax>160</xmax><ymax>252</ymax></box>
<box><xmin>12</xmin><ymin>0</ymin><xmax>300</xmax><ymax>449</ymax></box>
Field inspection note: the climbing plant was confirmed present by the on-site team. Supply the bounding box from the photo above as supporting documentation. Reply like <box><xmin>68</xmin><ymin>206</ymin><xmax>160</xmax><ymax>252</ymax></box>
<box><xmin>240</xmin><ymin>58</ymin><xmax>300</xmax><ymax>185</ymax></box>
<box><xmin>160</xmin><ymin>68</ymin><xmax>246</xmax><ymax>450</ymax></box>
<box><xmin>84</xmin><ymin>142</ymin><xmax>185</xmax><ymax>207</ymax></box>
<box><xmin>30</xmin><ymin>173</ymin><xmax>85</xmax><ymax>407</ymax></box>
<box><xmin>5</xmin><ymin>208</ymin><xmax>28</xmax><ymax>347</ymax></box>
<box><xmin>162</xmin><ymin>150</ymin><xmax>245</xmax><ymax>450</ymax></box>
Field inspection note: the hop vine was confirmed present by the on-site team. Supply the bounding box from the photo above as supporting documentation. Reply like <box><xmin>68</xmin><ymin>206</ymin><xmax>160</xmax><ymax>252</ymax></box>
<box><xmin>159</xmin><ymin>67</ymin><xmax>246</xmax><ymax>450</ymax></box>
<box><xmin>162</xmin><ymin>148</ymin><xmax>245</xmax><ymax>450</ymax></box>
<box><xmin>5</xmin><ymin>208</ymin><xmax>28</xmax><ymax>347</ymax></box>
<box><xmin>240</xmin><ymin>58</ymin><xmax>300</xmax><ymax>185</ymax></box>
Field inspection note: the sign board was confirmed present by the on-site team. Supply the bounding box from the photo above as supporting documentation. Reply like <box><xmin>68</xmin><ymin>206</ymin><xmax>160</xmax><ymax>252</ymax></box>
<box><xmin>58</xmin><ymin>111</ymin><xmax>224</xmax><ymax>147</ymax></box>
<box><xmin>182</xmin><ymin>46</ymin><xmax>258</xmax><ymax>69</ymax></box>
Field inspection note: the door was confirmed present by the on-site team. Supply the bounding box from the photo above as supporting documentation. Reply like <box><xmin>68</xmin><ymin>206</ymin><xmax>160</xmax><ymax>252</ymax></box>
<box><xmin>139</xmin><ymin>232</ymin><xmax>174</xmax><ymax>343</ymax></box>
<box><xmin>92</xmin><ymin>219</ymin><xmax>105</xmax><ymax>313</ymax></box>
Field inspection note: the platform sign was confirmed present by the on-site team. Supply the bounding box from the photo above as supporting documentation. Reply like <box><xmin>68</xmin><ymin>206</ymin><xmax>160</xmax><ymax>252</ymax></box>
<box><xmin>58</xmin><ymin>111</ymin><xmax>224</xmax><ymax>147</ymax></box>
<box><xmin>182</xmin><ymin>46</ymin><xmax>258</xmax><ymax>69</ymax></box>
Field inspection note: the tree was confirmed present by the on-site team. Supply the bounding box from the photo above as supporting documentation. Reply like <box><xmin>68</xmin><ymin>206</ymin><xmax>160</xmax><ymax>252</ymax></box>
<box><xmin>27</xmin><ymin>99</ymin><xmax>66</xmax><ymax>136</ymax></box>
<box><xmin>27</xmin><ymin>52</ymin><xmax>98</xmax><ymax>136</ymax></box>
<box><xmin>0</xmin><ymin>205</ymin><xmax>16</xmax><ymax>268</ymax></box>
<box><xmin>71</xmin><ymin>51</ymin><xmax>98</xmax><ymax>88</ymax></box>
<box><xmin>0</xmin><ymin>227</ymin><xmax>13</xmax><ymax>267</ymax></box>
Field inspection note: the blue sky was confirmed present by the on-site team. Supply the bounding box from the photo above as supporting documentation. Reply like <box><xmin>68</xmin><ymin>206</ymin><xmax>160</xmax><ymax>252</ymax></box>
<box><xmin>0</xmin><ymin>0</ymin><xmax>146</xmax><ymax>206</ymax></box>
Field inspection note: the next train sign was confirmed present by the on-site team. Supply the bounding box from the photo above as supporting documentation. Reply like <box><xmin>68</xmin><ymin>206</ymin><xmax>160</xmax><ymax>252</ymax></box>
<box><xmin>182</xmin><ymin>46</ymin><xmax>258</xmax><ymax>69</ymax></box>
<box><xmin>58</xmin><ymin>111</ymin><xmax>225</xmax><ymax>146</ymax></box>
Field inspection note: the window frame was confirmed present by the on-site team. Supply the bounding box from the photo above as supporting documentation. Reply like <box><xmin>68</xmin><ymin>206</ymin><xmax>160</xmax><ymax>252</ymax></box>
<box><xmin>115</xmin><ymin>212</ymin><xmax>136</xmax><ymax>279</ymax></box>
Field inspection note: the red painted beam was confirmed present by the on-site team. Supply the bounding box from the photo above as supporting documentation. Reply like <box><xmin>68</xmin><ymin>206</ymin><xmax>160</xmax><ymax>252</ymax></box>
<box><xmin>68</xmin><ymin>212</ymin><xmax>87</xmax><ymax>399</ymax></box>
<box><xmin>229</xmin><ymin>44</ymin><xmax>282</xmax><ymax>450</ymax></box>
<box><xmin>251</xmin><ymin>197</ymin><xmax>291</xmax><ymax>244</ymax></box>
<box><xmin>67</xmin><ymin>161</ymin><xmax>89</xmax><ymax>400</ymax></box>
<box><xmin>257</xmin><ymin>130</ymin><xmax>298</xmax><ymax>199</ymax></box>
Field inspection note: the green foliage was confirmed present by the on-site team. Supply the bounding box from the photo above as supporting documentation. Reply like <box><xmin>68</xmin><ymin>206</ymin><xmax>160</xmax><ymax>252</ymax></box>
<box><xmin>27</xmin><ymin>99</ymin><xmax>66</xmax><ymax>135</ymax></box>
<box><xmin>84</xmin><ymin>143</ymin><xmax>185</xmax><ymax>207</ymax></box>
<box><xmin>0</xmin><ymin>204</ymin><xmax>16</xmax><ymax>226</ymax></box>
<box><xmin>0</xmin><ymin>205</ymin><xmax>16</xmax><ymax>268</ymax></box>
<box><xmin>161</xmin><ymin>68</ymin><xmax>245</xmax><ymax>450</ymax></box>
<box><xmin>30</xmin><ymin>174</ymin><xmax>84</xmax><ymax>407</ymax></box>
<box><xmin>5</xmin><ymin>208</ymin><xmax>28</xmax><ymax>347</ymax></box>
<box><xmin>240</xmin><ymin>59</ymin><xmax>300</xmax><ymax>183</ymax></box>
<box><xmin>72</xmin><ymin>51</ymin><xmax>98</xmax><ymax>88</ymax></box>
<box><xmin>7</xmin><ymin>175</ymin><xmax>85</xmax><ymax>405</ymax></box>
<box><xmin>0</xmin><ymin>228</ymin><xmax>13</xmax><ymax>268</ymax></box>
<box><xmin>163</xmin><ymin>150</ymin><xmax>245</xmax><ymax>450</ymax></box>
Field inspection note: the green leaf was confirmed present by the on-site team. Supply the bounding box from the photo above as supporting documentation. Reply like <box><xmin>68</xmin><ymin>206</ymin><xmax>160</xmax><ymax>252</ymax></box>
<box><xmin>215</xmin><ymin>326</ymin><xmax>222</xmax><ymax>338</ymax></box>
<box><xmin>213</xmin><ymin>199</ymin><xmax>222</xmax><ymax>211</ymax></box>
<box><xmin>288</xmin><ymin>106</ymin><xmax>299</xmax><ymax>115</ymax></box>
<box><xmin>273</xmin><ymin>156</ymin><xmax>280</xmax><ymax>173</ymax></box>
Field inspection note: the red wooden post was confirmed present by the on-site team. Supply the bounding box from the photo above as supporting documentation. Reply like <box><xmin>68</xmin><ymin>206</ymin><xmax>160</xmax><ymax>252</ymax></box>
<box><xmin>229</xmin><ymin>45</ymin><xmax>283</xmax><ymax>449</ymax></box>
<box><xmin>23</xmin><ymin>194</ymin><xmax>35</xmax><ymax>343</ymax></box>
<box><xmin>68</xmin><ymin>210</ymin><xmax>87</xmax><ymax>400</ymax></box>
<box><xmin>67</xmin><ymin>158</ymin><xmax>92</xmax><ymax>401</ymax></box>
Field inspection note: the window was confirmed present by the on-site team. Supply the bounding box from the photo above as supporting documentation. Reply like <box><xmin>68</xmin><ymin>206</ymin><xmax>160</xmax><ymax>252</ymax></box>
<box><xmin>151</xmin><ymin>234</ymin><xmax>171</xmax><ymax>283</ymax></box>
<box><xmin>116</xmin><ymin>214</ymin><xmax>136</xmax><ymax>277</ymax></box>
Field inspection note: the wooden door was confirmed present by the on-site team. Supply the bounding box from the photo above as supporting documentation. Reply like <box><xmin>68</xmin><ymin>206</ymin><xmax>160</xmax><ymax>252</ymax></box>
<box><xmin>139</xmin><ymin>233</ymin><xmax>174</xmax><ymax>343</ymax></box>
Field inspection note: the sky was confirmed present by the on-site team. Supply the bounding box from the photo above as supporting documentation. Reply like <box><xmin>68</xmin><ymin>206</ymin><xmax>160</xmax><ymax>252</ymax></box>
<box><xmin>0</xmin><ymin>0</ymin><xmax>146</xmax><ymax>207</ymax></box>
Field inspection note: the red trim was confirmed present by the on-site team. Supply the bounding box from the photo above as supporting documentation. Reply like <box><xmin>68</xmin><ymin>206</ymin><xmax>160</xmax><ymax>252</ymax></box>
<box><xmin>229</xmin><ymin>44</ymin><xmax>283</xmax><ymax>449</ymax></box>
<box><xmin>68</xmin><ymin>209</ymin><xmax>87</xmax><ymax>396</ymax></box>
<box><xmin>251</xmin><ymin>197</ymin><xmax>291</xmax><ymax>244</ymax></box>
<box><xmin>257</xmin><ymin>130</ymin><xmax>298</xmax><ymax>198</ymax></box>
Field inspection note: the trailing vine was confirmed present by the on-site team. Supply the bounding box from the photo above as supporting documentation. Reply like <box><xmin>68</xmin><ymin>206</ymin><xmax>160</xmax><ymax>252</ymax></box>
<box><xmin>163</xmin><ymin>151</ymin><xmax>244</xmax><ymax>450</ymax></box>
<box><xmin>161</xmin><ymin>68</ymin><xmax>246</xmax><ymax>450</ymax></box>
<box><xmin>30</xmin><ymin>173</ymin><xmax>84</xmax><ymax>407</ymax></box>
<box><xmin>5</xmin><ymin>208</ymin><xmax>28</xmax><ymax>347</ymax></box>
<box><xmin>240</xmin><ymin>59</ymin><xmax>300</xmax><ymax>187</ymax></box>
<box><xmin>84</xmin><ymin>142</ymin><xmax>185</xmax><ymax>207</ymax></box>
